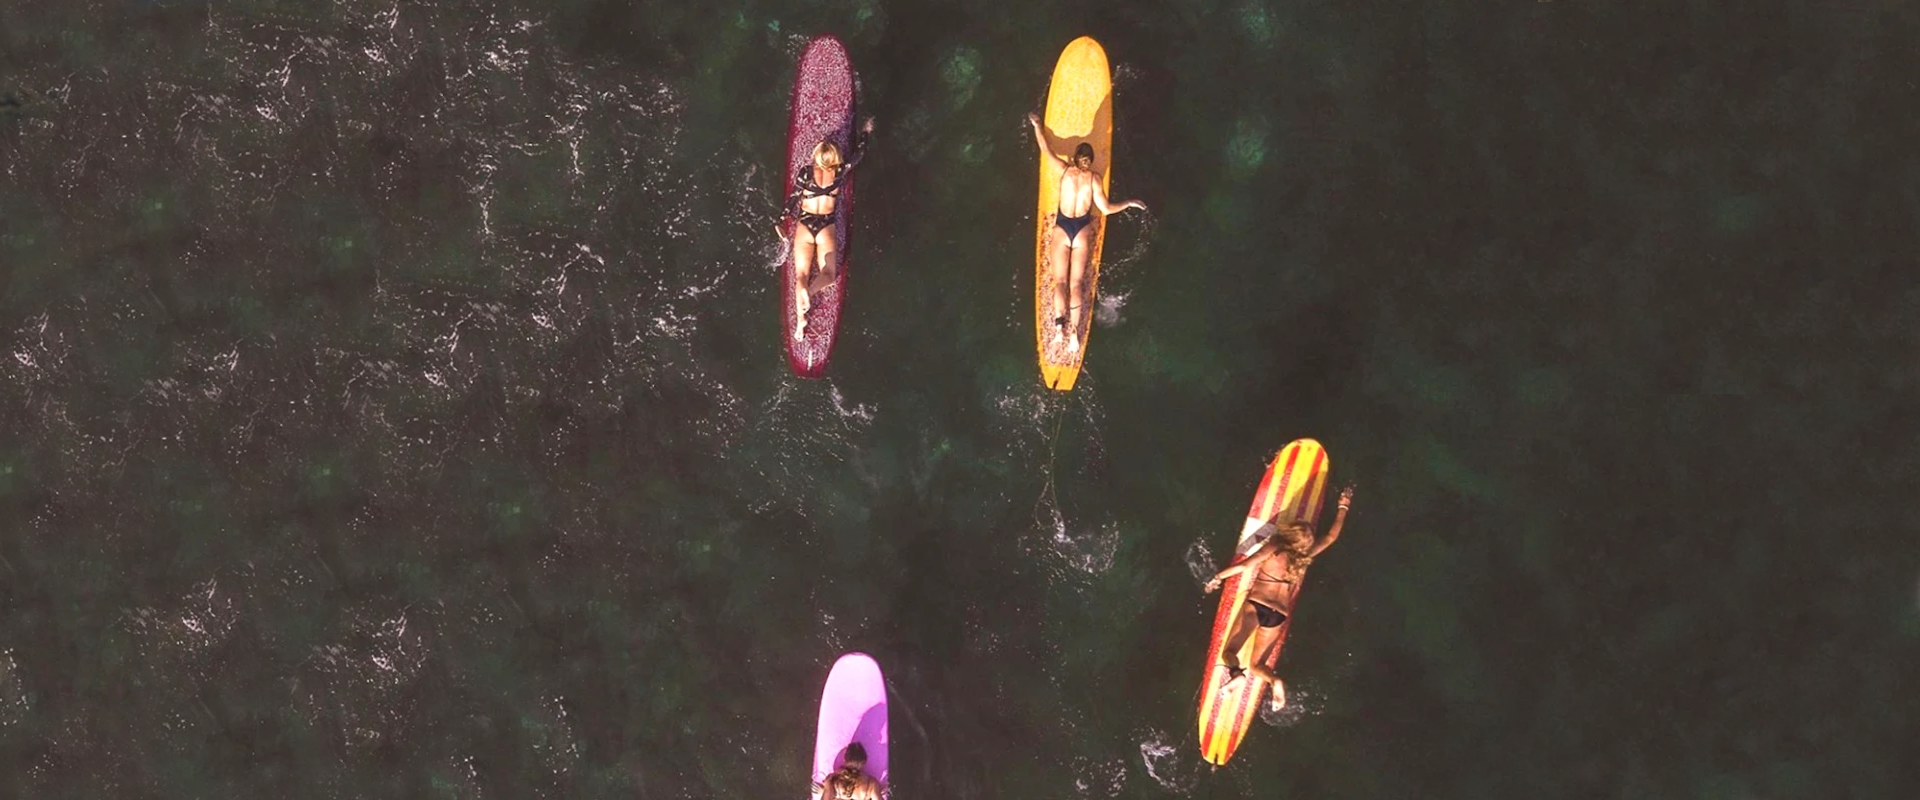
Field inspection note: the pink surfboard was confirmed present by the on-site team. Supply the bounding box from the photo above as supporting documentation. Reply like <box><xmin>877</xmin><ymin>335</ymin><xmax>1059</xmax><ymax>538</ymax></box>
<box><xmin>811</xmin><ymin>652</ymin><xmax>889</xmax><ymax>792</ymax></box>
<box><xmin>781</xmin><ymin>35</ymin><xmax>857</xmax><ymax>378</ymax></box>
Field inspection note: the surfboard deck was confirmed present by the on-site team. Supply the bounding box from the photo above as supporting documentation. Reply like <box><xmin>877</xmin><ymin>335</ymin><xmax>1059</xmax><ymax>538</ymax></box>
<box><xmin>1034</xmin><ymin>36</ymin><xmax>1112</xmax><ymax>392</ymax></box>
<box><xmin>782</xmin><ymin>36</ymin><xmax>857</xmax><ymax>378</ymax></box>
<box><xmin>1196</xmin><ymin>439</ymin><xmax>1332</xmax><ymax>766</ymax></box>
<box><xmin>812</xmin><ymin>652</ymin><xmax>889</xmax><ymax>794</ymax></box>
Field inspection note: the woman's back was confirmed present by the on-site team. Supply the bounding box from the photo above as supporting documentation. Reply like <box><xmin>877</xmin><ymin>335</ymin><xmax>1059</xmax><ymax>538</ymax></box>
<box><xmin>1055</xmin><ymin>165</ymin><xmax>1099</xmax><ymax>217</ymax></box>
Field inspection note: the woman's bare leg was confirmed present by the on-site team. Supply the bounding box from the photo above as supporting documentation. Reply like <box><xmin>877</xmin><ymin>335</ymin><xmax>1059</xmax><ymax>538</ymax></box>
<box><xmin>1245</xmin><ymin>652</ymin><xmax>1284</xmax><ymax>712</ymax></box>
<box><xmin>793</xmin><ymin>233</ymin><xmax>816</xmax><ymax>341</ymax></box>
<box><xmin>813</xmin><ymin>226</ymin><xmax>840</xmax><ymax>294</ymax></box>
<box><xmin>1245</xmin><ymin>623</ymin><xmax>1284</xmax><ymax>679</ymax></box>
<box><xmin>1065</xmin><ymin>224</ymin><xmax>1095</xmax><ymax>354</ymax></box>
<box><xmin>1262</xmin><ymin>672</ymin><xmax>1285</xmax><ymax>711</ymax></box>
<box><xmin>1227</xmin><ymin>615</ymin><xmax>1286</xmax><ymax>705</ymax></box>
<box><xmin>1219</xmin><ymin>601</ymin><xmax>1260</xmax><ymax>672</ymax></box>
<box><xmin>1048</xmin><ymin>226</ymin><xmax>1072</xmax><ymax>346</ymax></box>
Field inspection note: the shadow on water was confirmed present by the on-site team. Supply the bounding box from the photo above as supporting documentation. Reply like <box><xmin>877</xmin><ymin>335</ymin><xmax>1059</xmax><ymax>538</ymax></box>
<box><xmin>883</xmin><ymin>679</ymin><xmax>933</xmax><ymax>793</ymax></box>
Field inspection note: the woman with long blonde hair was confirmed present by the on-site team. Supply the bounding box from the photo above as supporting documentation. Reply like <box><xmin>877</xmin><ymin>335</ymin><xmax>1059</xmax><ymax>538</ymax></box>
<box><xmin>779</xmin><ymin>119</ymin><xmax>875</xmax><ymax>341</ymax></box>
<box><xmin>1204</xmin><ymin>486</ymin><xmax>1353</xmax><ymax>711</ymax></box>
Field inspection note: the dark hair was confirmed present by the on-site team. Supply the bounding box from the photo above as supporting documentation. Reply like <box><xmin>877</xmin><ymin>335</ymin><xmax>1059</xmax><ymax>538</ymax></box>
<box><xmin>841</xmin><ymin>742</ymin><xmax>867</xmax><ymax>770</ymax></box>
<box><xmin>1073</xmin><ymin>143</ymin><xmax>1094</xmax><ymax>165</ymax></box>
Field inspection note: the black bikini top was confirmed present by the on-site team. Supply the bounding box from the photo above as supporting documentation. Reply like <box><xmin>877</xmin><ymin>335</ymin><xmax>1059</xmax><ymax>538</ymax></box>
<box><xmin>795</xmin><ymin>165</ymin><xmax>847</xmax><ymax>198</ymax></box>
<box><xmin>788</xmin><ymin>129</ymin><xmax>870</xmax><ymax>207</ymax></box>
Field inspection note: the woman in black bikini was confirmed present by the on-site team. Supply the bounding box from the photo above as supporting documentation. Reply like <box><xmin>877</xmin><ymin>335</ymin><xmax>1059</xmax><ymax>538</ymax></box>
<box><xmin>779</xmin><ymin>119</ymin><xmax>875</xmax><ymax>342</ymax></box>
<box><xmin>1204</xmin><ymin>486</ymin><xmax>1353</xmax><ymax>711</ymax></box>
<box><xmin>1026</xmin><ymin>112</ymin><xmax>1146</xmax><ymax>355</ymax></box>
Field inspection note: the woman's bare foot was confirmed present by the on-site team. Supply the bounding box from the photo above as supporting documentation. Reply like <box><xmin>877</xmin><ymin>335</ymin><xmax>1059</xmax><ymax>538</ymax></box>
<box><xmin>1220</xmin><ymin>659</ymin><xmax>1246</xmax><ymax>691</ymax></box>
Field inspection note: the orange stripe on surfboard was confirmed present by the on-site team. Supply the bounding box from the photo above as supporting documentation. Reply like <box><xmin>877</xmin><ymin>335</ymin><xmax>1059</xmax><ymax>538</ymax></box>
<box><xmin>1199</xmin><ymin>572</ymin><xmax>1256</xmax><ymax>755</ymax></box>
<box><xmin>1199</xmin><ymin>582</ymin><xmax>1250</xmax><ymax>751</ymax></box>
<box><xmin>1300</xmin><ymin>449</ymin><xmax>1329</xmax><ymax>522</ymax></box>
<box><xmin>1201</xmin><ymin>666</ymin><xmax>1228</xmax><ymax>758</ymax></box>
<box><xmin>1248</xmin><ymin>451</ymin><xmax>1285</xmax><ymax>525</ymax></box>
<box><xmin>1258</xmin><ymin>444</ymin><xmax>1304</xmax><ymax>524</ymax></box>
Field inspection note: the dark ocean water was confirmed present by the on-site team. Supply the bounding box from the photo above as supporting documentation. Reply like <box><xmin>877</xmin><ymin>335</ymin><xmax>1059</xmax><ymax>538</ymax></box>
<box><xmin>3</xmin><ymin>1</ymin><xmax>1918</xmax><ymax>797</ymax></box>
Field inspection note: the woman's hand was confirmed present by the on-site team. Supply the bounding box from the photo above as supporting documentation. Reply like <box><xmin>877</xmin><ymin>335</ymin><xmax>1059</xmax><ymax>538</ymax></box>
<box><xmin>1129</xmin><ymin>200</ymin><xmax>1149</xmax><ymax>214</ymax></box>
<box><xmin>862</xmin><ymin>117</ymin><xmax>876</xmax><ymax>134</ymax></box>
<box><xmin>1337</xmin><ymin>486</ymin><xmax>1354</xmax><ymax>511</ymax></box>
<box><xmin>1204</xmin><ymin>576</ymin><xmax>1224</xmax><ymax>594</ymax></box>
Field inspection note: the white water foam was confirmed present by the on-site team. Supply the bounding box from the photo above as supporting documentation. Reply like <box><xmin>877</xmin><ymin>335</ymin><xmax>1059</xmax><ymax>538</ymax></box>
<box><xmin>1184</xmin><ymin>539</ymin><xmax>1218</xmax><ymax>587</ymax></box>
<box><xmin>1137</xmin><ymin>729</ymin><xmax>1202</xmax><ymax>794</ymax></box>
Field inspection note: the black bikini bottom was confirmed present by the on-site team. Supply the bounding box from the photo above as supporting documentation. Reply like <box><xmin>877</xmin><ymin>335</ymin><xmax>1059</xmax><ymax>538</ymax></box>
<box><xmin>1251</xmin><ymin>600</ymin><xmax>1289</xmax><ymax>628</ymax></box>
<box><xmin>798</xmin><ymin>211</ymin><xmax>834</xmax><ymax>235</ymax></box>
<box><xmin>1055</xmin><ymin>211</ymin><xmax>1093</xmax><ymax>240</ymax></box>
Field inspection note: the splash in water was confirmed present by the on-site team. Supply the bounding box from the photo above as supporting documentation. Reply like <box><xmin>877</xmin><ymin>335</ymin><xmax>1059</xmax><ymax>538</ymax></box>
<box><xmin>1258</xmin><ymin>678</ymin><xmax>1322</xmax><ymax>728</ymax></box>
<box><xmin>1137</xmin><ymin>730</ymin><xmax>1202</xmax><ymax>793</ymax></box>
<box><xmin>1184</xmin><ymin>539</ymin><xmax>1218</xmax><ymax>587</ymax></box>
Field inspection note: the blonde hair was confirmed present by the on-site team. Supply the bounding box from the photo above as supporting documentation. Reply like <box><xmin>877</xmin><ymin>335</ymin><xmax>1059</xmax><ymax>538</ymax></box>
<box><xmin>813</xmin><ymin>140</ymin><xmax>843</xmax><ymax>170</ymax></box>
<box><xmin>1270</xmin><ymin>522</ymin><xmax>1315</xmax><ymax>581</ymax></box>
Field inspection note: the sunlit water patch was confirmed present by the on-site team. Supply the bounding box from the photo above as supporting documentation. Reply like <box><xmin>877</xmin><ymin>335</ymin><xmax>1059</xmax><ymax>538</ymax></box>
<box><xmin>1184</xmin><ymin>538</ymin><xmax>1218</xmax><ymax>587</ymax></box>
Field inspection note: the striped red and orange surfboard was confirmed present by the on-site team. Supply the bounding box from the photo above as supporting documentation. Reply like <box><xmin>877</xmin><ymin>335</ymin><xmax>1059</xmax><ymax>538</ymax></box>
<box><xmin>1196</xmin><ymin>438</ymin><xmax>1331</xmax><ymax>766</ymax></box>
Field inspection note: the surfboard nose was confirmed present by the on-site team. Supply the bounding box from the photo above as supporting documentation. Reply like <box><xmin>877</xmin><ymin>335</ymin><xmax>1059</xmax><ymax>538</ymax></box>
<box><xmin>830</xmin><ymin>651</ymin><xmax>882</xmax><ymax>678</ymax></box>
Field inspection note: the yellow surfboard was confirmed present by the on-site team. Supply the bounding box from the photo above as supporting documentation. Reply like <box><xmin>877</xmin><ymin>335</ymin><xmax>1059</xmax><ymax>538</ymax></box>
<box><xmin>1034</xmin><ymin>37</ymin><xmax>1112</xmax><ymax>392</ymax></box>
<box><xmin>1196</xmin><ymin>439</ymin><xmax>1332</xmax><ymax>765</ymax></box>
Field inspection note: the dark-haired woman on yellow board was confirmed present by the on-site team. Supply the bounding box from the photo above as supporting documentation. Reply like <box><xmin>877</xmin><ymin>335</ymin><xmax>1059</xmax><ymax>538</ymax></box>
<box><xmin>1027</xmin><ymin>111</ymin><xmax>1145</xmax><ymax>355</ymax></box>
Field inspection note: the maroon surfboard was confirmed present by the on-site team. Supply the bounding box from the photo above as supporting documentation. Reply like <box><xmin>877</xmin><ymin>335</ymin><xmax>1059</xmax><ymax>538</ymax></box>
<box><xmin>781</xmin><ymin>36</ymin><xmax>857</xmax><ymax>378</ymax></box>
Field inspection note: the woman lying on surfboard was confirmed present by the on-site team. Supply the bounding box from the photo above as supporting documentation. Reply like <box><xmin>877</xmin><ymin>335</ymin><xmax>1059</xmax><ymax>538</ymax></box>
<box><xmin>811</xmin><ymin>742</ymin><xmax>884</xmax><ymax>800</ymax></box>
<box><xmin>1204</xmin><ymin>486</ymin><xmax>1354</xmax><ymax>711</ymax></box>
<box><xmin>1026</xmin><ymin>111</ymin><xmax>1146</xmax><ymax>355</ymax></box>
<box><xmin>779</xmin><ymin>118</ymin><xmax>876</xmax><ymax>342</ymax></box>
